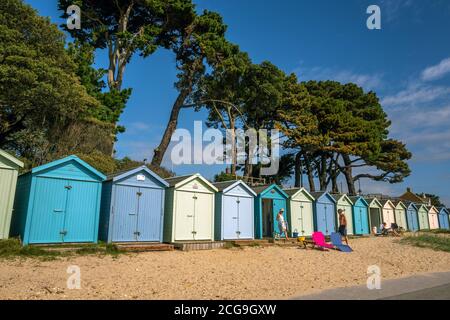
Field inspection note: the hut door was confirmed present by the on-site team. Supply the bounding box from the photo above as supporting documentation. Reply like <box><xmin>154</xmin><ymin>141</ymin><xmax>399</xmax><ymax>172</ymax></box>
<box><xmin>223</xmin><ymin>195</ymin><xmax>239</xmax><ymax>240</ymax></box>
<box><xmin>112</xmin><ymin>185</ymin><xmax>139</xmax><ymax>242</ymax></box>
<box><xmin>63</xmin><ymin>180</ymin><xmax>98</xmax><ymax>243</ymax></box>
<box><xmin>407</xmin><ymin>209</ymin><xmax>418</xmax><ymax>231</ymax></box>
<box><xmin>175</xmin><ymin>191</ymin><xmax>196</xmax><ymax>241</ymax></box>
<box><xmin>28</xmin><ymin>177</ymin><xmax>67</xmax><ymax>244</ymax></box>
<box><xmin>136</xmin><ymin>188</ymin><xmax>163</xmax><ymax>242</ymax></box>
<box><xmin>370</xmin><ymin>208</ymin><xmax>381</xmax><ymax>231</ymax></box>
<box><xmin>354</xmin><ymin>207</ymin><xmax>363</xmax><ymax>235</ymax></box>
<box><xmin>273</xmin><ymin>199</ymin><xmax>286</xmax><ymax>235</ymax></box>
<box><xmin>262</xmin><ymin>199</ymin><xmax>273</xmax><ymax>237</ymax></box>
<box><xmin>237</xmin><ymin>197</ymin><xmax>253</xmax><ymax>239</ymax></box>
<box><xmin>193</xmin><ymin>192</ymin><xmax>212</xmax><ymax>240</ymax></box>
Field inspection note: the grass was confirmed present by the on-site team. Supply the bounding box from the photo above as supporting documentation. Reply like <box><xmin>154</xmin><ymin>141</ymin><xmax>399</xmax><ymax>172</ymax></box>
<box><xmin>0</xmin><ymin>238</ymin><xmax>124</xmax><ymax>260</ymax></box>
<box><xmin>400</xmin><ymin>234</ymin><xmax>450</xmax><ymax>253</ymax></box>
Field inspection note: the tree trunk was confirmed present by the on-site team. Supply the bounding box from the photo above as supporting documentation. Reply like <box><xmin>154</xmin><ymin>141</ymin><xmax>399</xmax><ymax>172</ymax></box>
<box><xmin>303</xmin><ymin>153</ymin><xmax>316</xmax><ymax>192</ymax></box>
<box><xmin>319</xmin><ymin>155</ymin><xmax>327</xmax><ymax>191</ymax></box>
<box><xmin>294</xmin><ymin>151</ymin><xmax>302</xmax><ymax>188</ymax></box>
<box><xmin>229</xmin><ymin>116</ymin><xmax>237</xmax><ymax>175</ymax></box>
<box><xmin>151</xmin><ymin>88</ymin><xmax>191</xmax><ymax>167</ymax></box>
<box><xmin>342</xmin><ymin>154</ymin><xmax>357</xmax><ymax>195</ymax></box>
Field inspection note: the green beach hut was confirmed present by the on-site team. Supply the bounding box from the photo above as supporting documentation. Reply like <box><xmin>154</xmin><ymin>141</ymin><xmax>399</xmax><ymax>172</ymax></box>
<box><xmin>416</xmin><ymin>204</ymin><xmax>430</xmax><ymax>230</ymax></box>
<box><xmin>0</xmin><ymin>149</ymin><xmax>24</xmax><ymax>239</ymax></box>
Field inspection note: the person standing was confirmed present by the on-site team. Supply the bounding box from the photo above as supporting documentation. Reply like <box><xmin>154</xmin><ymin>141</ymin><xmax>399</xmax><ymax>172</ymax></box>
<box><xmin>276</xmin><ymin>208</ymin><xmax>289</xmax><ymax>240</ymax></box>
<box><xmin>338</xmin><ymin>209</ymin><xmax>349</xmax><ymax>245</ymax></box>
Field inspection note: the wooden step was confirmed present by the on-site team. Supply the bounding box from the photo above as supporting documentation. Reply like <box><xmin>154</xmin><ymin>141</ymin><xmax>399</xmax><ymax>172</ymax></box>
<box><xmin>224</xmin><ymin>239</ymin><xmax>271</xmax><ymax>247</ymax></box>
<box><xmin>116</xmin><ymin>243</ymin><xmax>174</xmax><ymax>252</ymax></box>
<box><xmin>172</xmin><ymin>241</ymin><xmax>224</xmax><ymax>251</ymax></box>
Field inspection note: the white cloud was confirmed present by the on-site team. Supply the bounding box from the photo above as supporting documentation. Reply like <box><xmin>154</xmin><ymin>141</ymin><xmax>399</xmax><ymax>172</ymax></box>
<box><xmin>381</xmin><ymin>85</ymin><xmax>450</xmax><ymax>107</ymax></box>
<box><xmin>422</xmin><ymin>57</ymin><xmax>450</xmax><ymax>81</ymax></box>
<box><xmin>295</xmin><ymin>65</ymin><xmax>383</xmax><ymax>91</ymax></box>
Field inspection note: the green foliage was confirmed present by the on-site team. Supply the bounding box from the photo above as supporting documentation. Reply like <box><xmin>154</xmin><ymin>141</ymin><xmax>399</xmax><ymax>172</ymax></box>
<box><xmin>417</xmin><ymin>193</ymin><xmax>445</xmax><ymax>208</ymax></box>
<box><xmin>214</xmin><ymin>172</ymin><xmax>236</xmax><ymax>182</ymax></box>
<box><xmin>400</xmin><ymin>234</ymin><xmax>450</xmax><ymax>253</ymax></box>
<box><xmin>0</xmin><ymin>0</ymin><xmax>104</xmax><ymax>165</ymax></box>
<box><xmin>67</xmin><ymin>41</ymin><xmax>131</xmax><ymax>136</ymax></box>
<box><xmin>0</xmin><ymin>238</ymin><xmax>61</xmax><ymax>260</ymax></box>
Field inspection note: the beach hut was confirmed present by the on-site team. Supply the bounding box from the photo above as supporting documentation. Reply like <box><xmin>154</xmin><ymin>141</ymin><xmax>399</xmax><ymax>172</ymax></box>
<box><xmin>11</xmin><ymin>155</ymin><xmax>105</xmax><ymax>245</ymax></box>
<box><xmin>366</xmin><ymin>198</ymin><xmax>383</xmax><ymax>233</ymax></box>
<box><xmin>213</xmin><ymin>180</ymin><xmax>256</xmax><ymax>241</ymax></box>
<box><xmin>284</xmin><ymin>188</ymin><xmax>315</xmax><ymax>237</ymax></box>
<box><xmin>393</xmin><ymin>201</ymin><xmax>408</xmax><ymax>230</ymax></box>
<box><xmin>349</xmin><ymin>196</ymin><xmax>370</xmax><ymax>235</ymax></box>
<box><xmin>438</xmin><ymin>208</ymin><xmax>449</xmax><ymax>230</ymax></box>
<box><xmin>416</xmin><ymin>204</ymin><xmax>430</xmax><ymax>230</ymax></box>
<box><xmin>99</xmin><ymin>166</ymin><xmax>168</xmax><ymax>243</ymax></box>
<box><xmin>331</xmin><ymin>194</ymin><xmax>354</xmax><ymax>235</ymax></box>
<box><xmin>163</xmin><ymin>174</ymin><xmax>217</xmax><ymax>242</ymax></box>
<box><xmin>427</xmin><ymin>206</ymin><xmax>440</xmax><ymax>230</ymax></box>
<box><xmin>405</xmin><ymin>202</ymin><xmax>419</xmax><ymax>231</ymax></box>
<box><xmin>311</xmin><ymin>192</ymin><xmax>337</xmax><ymax>236</ymax></box>
<box><xmin>253</xmin><ymin>184</ymin><xmax>288</xmax><ymax>239</ymax></box>
<box><xmin>380</xmin><ymin>199</ymin><xmax>396</xmax><ymax>228</ymax></box>
<box><xmin>0</xmin><ymin>149</ymin><xmax>24</xmax><ymax>239</ymax></box>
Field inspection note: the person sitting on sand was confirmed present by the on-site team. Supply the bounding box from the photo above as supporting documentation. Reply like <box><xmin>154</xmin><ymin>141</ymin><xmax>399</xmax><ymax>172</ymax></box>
<box><xmin>338</xmin><ymin>209</ymin><xmax>349</xmax><ymax>245</ymax></box>
<box><xmin>390</xmin><ymin>223</ymin><xmax>400</xmax><ymax>237</ymax></box>
<box><xmin>276</xmin><ymin>208</ymin><xmax>289</xmax><ymax>240</ymax></box>
<box><xmin>380</xmin><ymin>222</ymin><xmax>389</xmax><ymax>236</ymax></box>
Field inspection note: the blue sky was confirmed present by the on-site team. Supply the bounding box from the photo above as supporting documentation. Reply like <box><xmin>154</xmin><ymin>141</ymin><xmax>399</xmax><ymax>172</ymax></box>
<box><xmin>25</xmin><ymin>0</ymin><xmax>450</xmax><ymax>205</ymax></box>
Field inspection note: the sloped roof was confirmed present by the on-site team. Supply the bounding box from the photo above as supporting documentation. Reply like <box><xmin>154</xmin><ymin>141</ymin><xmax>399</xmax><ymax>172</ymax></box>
<box><xmin>0</xmin><ymin>149</ymin><xmax>24</xmax><ymax>169</ymax></box>
<box><xmin>349</xmin><ymin>196</ymin><xmax>369</xmax><ymax>206</ymax></box>
<box><xmin>30</xmin><ymin>155</ymin><xmax>106</xmax><ymax>180</ymax></box>
<box><xmin>106</xmin><ymin>166</ymin><xmax>169</xmax><ymax>187</ymax></box>
<box><xmin>251</xmin><ymin>184</ymin><xmax>288</xmax><ymax>198</ymax></box>
<box><xmin>283</xmin><ymin>188</ymin><xmax>315</xmax><ymax>201</ymax></box>
<box><xmin>331</xmin><ymin>193</ymin><xmax>353</xmax><ymax>205</ymax></box>
<box><xmin>310</xmin><ymin>191</ymin><xmax>337</xmax><ymax>203</ymax></box>
<box><xmin>213</xmin><ymin>180</ymin><xmax>256</xmax><ymax>196</ymax></box>
<box><xmin>165</xmin><ymin>173</ymin><xmax>218</xmax><ymax>192</ymax></box>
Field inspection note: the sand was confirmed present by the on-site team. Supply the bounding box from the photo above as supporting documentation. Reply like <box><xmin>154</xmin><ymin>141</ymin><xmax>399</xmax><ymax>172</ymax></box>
<box><xmin>0</xmin><ymin>237</ymin><xmax>449</xmax><ymax>300</ymax></box>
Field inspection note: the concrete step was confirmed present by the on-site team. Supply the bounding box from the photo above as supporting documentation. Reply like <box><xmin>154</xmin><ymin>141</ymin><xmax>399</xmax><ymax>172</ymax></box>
<box><xmin>172</xmin><ymin>241</ymin><xmax>224</xmax><ymax>251</ymax></box>
<box><xmin>116</xmin><ymin>243</ymin><xmax>174</xmax><ymax>252</ymax></box>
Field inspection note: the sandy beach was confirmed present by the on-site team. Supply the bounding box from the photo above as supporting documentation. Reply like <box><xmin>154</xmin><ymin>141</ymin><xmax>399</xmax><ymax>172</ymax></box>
<box><xmin>1</xmin><ymin>237</ymin><xmax>450</xmax><ymax>300</ymax></box>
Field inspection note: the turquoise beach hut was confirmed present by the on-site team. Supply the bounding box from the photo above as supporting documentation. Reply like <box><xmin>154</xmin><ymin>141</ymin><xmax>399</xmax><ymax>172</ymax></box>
<box><xmin>11</xmin><ymin>155</ymin><xmax>105</xmax><ymax>245</ymax></box>
<box><xmin>349</xmin><ymin>196</ymin><xmax>370</xmax><ymax>235</ymax></box>
<box><xmin>252</xmin><ymin>184</ymin><xmax>288</xmax><ymax>239</ymax></box>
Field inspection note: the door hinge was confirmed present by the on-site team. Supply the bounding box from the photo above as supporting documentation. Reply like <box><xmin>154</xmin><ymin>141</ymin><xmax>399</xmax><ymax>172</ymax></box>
<box><xmin>193</xmin><ymin>196</ymin><xmax>198</xmax><ymax>200</ymax></box>
<box><xmin>65</xmin><ymin>185</ymin><xmax>72</xmax><ymax>190</ymax></box>
<box><xmin>60</xmin><ymin>230</ymin><xmax>67</xmax><ymax>235</ymax></box>
<box><xmin>137</xmin><ymin>192</ymin><xmax>142</xmax><ymax>197</ymax></box>
<box><xmin>192</xmin><ymin>231</ymin><xmax>197</xmax><ymax>235</ymax></box>
<box><xmin>134</xmin><ymin>231</ymin><xmax>141</xmax><ymax>236</ymax></box>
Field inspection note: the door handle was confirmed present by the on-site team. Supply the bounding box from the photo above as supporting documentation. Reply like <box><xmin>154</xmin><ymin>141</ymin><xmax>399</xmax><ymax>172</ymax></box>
<box><xmin>232</xmin><ymin>217</ymin><xmax>238</xmax><ymax>220</ymax></box>
<box><xmin>187</xmin><ymin>215</ymin><xmax>193</xmax><ymax>218</ymax></box>
<box><xmin>53</xmin><ymin>209</ymin><xmax>64</xmax><ymax>213</ymax></box>
<box><xmin>65</xmin><ymin>185</ymin><xmax>72</xmax><ymax>190</ymax></box>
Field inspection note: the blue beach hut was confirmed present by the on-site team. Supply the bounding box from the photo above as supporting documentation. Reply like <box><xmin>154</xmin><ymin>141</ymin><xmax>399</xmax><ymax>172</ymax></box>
<box><xmin>252</xmin><ymin>184</ymin><xmax>288</xmax><ymax>239</ymax></box>
<box><xmin>349</xmin><ymin>196</ymin><xmax>370</xmax><ymax>235</ymax></box>
<box><xmin>213</xmin><ymin>180</ymin><xmax>256</xmax><ymax>241</ymax></box>
<box><xmin>99</xmin><ymin>166</ymin><xmax>169</xmax><ymax>243</ymax></box>
<box><xmin>438</xmin><ymin>208</ymin><xmax>449</xmax><ymax>230</ymax></box>
<box><xmin>311</xmin><ymin>192</ymin><xmax>337</xmax><ymax>236</ymax></box>
<box><xmin>405</xmin><ymin>202</ymin><xmax>419</xmax><ymax>232</ymax></box>
<box><xmin>11</xmin><ymin>155</ymin><xmax>105</xmax><ymax>245</ymax></box>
